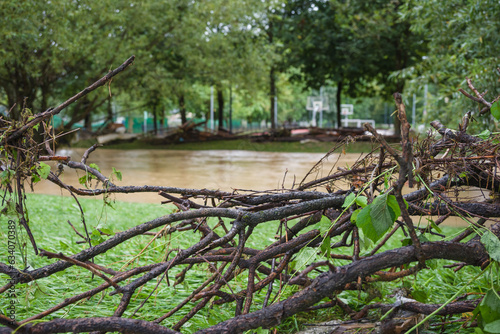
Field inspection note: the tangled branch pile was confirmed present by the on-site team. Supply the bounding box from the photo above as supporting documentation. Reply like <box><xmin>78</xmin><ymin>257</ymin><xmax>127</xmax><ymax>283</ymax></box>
<box><xmin>1</xmin><ymin>58</ymin><xmax>500</xmax><ymax>334</ymax></box>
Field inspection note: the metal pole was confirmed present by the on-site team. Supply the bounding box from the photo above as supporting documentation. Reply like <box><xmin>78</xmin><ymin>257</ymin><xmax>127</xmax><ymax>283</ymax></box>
<box><xmin>229</xmin><ymin>85</ymin><xmax>233</xmax><ymax>133</ymax></box>
<box><xmin>210</xmin><ymin>86</ymin><xmax>214</xmax><ymax>132</ymax></box>
<box><xmin>319</xmin><ymin>87</ymin><xmax>324</xmax><ymax>128</ymax></box>
<box><xmin>143</xmin><ymin>111</ymin><xmax>147</xmax><ymax>134</ymax></box>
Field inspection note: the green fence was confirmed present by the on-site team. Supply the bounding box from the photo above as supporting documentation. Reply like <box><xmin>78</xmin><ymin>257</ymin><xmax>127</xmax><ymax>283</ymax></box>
<box><xmin>52</xmin><ymin>114</ymin><xmax>265</xmax><ymax>133</ymax></box>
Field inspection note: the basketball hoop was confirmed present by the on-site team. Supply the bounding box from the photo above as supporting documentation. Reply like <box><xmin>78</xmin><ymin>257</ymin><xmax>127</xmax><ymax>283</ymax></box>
<box><xmin>306</xmin><ymin>96</ymin><xmax>329</xmax><ymax>127</ymax></box>
<box><xmin>340</xmin><ymin>104</ymin><xmax>353</xmax><ymax>116</ymax></box>
<box><xmin>340</xmin><ymin>104</ymin><xmax>353</xmax><ymax>127</ymax></box>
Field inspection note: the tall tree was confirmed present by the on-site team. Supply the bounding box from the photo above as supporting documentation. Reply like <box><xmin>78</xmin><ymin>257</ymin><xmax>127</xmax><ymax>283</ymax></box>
<box><xmin>0</xmin><ymin>0</ymin><xmax>140</xmax><ymax>122</ymax></box>
<box><xmin>199</xmin><ymin>0</ymin><xmax>271</xmax><ymax>131</ymax></box>
<box><xmin>282</xmin><ymin>0</ymin><xmax>426</xmax><ymax>133</ymax></box>
<box><xmin>402</xmin><ymin>0</ymin><xmax>500</xmax><ymax>127</ymax></box>
<box><xmin>263</xmin><ymin>1</ymin><xmax>288</xmax><ymax>131</ymax></box>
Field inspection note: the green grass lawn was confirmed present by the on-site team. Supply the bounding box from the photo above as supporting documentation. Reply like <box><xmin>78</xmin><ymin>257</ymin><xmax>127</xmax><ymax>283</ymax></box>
<box><xmin>0</xmin><ymin>193</ymin><xmax>486</xmax><ymax>333</ymax></box>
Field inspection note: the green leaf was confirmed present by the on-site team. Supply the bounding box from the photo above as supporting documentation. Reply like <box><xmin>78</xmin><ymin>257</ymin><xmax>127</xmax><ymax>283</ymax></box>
<box><xmin>89</xmin><ymin>229</ymin><xmax>106</xmax><ymax>245</ymax></box>
<box><xmin>356</xmin><ymin>206</ymin><xmax>380</xmax><ymax>243</ymax></box>
<box><xmin>320</xmin><ymin>235</ymin><xmax>331</xmax><ymax>257</ymax></box>
<box><xmin>112</xmin><ymin>167</ymin><xmax>122</xmax><ymax>181</ymax></box>
<box><xmin>0</xmin><ymin>168</ymin><xmax>14</xmax><ymax>185</ymax></box>
<box><xmin>317</xmin><ymin>215</ymin><xmax>331</xmax><ymax>233</ymax></box>
<box><xmin>429</xmin><ymin>219</ymin><xmax>442</xmax><ymax>234</ymax></box>
<box><xmin>37</xmin><ymin>162</ymin><xmax>51</xmax><ymax>179</ymax></box>
<box><xmin>31</xmin><ymin>174</ymin><xmax>41</xmax><ymax>184</ymax></box>
<box><xmin>484</xmin><ymin>320</ymin><xmax>500</xmax><ymax>333</ymax></box>
<box><xmin>386</xmin><ymin>195</ymin><xmax>401</xmax><ymax>219</ymax></box>
<box><xmin>477</xmin><ymin>129</ymin><xmax>491</xmax><ymax>140</ymax></box>
<box><xmin>342</xmin><ymin>193</ymin><xmax>367</xmax><ymax>209</ymax></box>
<box><xmin>355</xmin><ymin>205</ymin><xmax>371</xmax><ymax>226</ymax></box>
<box><xmin>78</xmin><ymin>175</ymin><xmax>88</xmax><ymax>186</ymax></box>
<box><xmin>319</xmin><ymin>215</ymin><xmax>330</xmax><ymax>225</ymax></box>
<box><xmin>89</xmin><ymin>163</ymin><xmax>101</xmax><ymax>172</ymax></box>
<box><xmin>476</xmin><ymin>289</ymin><xmax>500</xmax><ymax>325</ymax></box>
<box><xmin>99</xmin><ymin>228</ymin><xmax>115</xmax><ymax>235</ymax></box>
<box><xmin>355</xmin><ymin>193</ymin><xmax>398</xmax><ymax>243</ymax></box>
<box><xmin>351</xmin><ymin>208</ymin><xmax>362</xmax><ymax>223</ymax></box>
<box><xmin>491</xmin><ymin>101</ymin><xmax>500</xmax><ymax>121</ymax></box>
<box><xmin>481</xmin><ymin>231</ymin><xmax>500</xmax><ymax>262</ymax></box>
<box><xmin>355</xmin><ymin>196</ymin><xmax>368</xmax><ymax>208</ymax></box>
<box><xmin>342</xmin><ymin>193</ymin><xmax>356</xmax><ymax>208</ymax></box>
<box><xmin>90</xmin><ymin>234</ymin><xmax>105</xmax><ymax>246</ymax></box>
<box><xmin>370</xmin><ymin>193</ymin><xmax>396</xmax><ymax>236</ymax></box>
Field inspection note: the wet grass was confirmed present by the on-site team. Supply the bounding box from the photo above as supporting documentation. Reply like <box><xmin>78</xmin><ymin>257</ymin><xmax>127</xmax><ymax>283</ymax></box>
<box><xmin>0</xmin><ymin>194</ymin><xmax>484</xmax><ymax>333</ymax></box>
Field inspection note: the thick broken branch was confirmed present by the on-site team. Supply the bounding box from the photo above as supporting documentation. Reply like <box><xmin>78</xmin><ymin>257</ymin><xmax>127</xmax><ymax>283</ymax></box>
<box><xmin>196</xmin><ymin>240</ymin><xmax>488</xmax><ymax>333</ymax></box>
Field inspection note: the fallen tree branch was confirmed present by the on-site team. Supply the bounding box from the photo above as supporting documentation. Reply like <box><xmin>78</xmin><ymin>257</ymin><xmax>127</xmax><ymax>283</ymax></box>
<box><xmin>196</xmin><ymin>240</ymin><xmax>489</xmax><ymax>333</ymax></box>
<box><xmin>0</xmin><ymin>317</ymin><xmax>179</xmax><ymax>334</ymax></box>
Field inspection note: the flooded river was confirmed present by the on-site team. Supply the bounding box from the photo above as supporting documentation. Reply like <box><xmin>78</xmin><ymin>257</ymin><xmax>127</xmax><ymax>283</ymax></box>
<box><xmin>32</xmin><ymin>148</ymin><xmax>478</xmax><ymax>227</ymax></box>
<box><xmin>33</xmin><ymin>148</ymin><xmax>361</xmax><ymax>203</ymax></box>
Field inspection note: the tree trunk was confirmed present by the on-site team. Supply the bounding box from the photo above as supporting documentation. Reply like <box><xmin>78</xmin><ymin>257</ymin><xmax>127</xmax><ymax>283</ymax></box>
<box><xmin>62</xmin><ymin>96</ymin><xmax>104</xmax><ymax>132</ymax></box>
<box><xmin>270</xmin><ymin>67</ymin><xmax>276</xmax><ymax>130</ymax></box>
<box><xmin>84</xmin><ymin>112</ymin><xmax>92</xmax><ymax>133</ymax></box>
<box><xmin>179</xmin><ymin>94</ymin><xmax>187</xmax><ymax>124</ymax></box>
<box><xmin>41</xmin><ymin>84</ymin><xmax>49</xmax><ymax>113</ymax></box>
<box><xmin>12</xmin><ymin>65</ymin><xmax>36</xmax><ymax>119</ymax></box>
<box><xmin>229</xmin><ymin>85</ymin><xmax>233</xmax><ymax>133</ymax></box>
<box><xmin>217</xmin><ymin>85</ymin><xmax>224</xmax><ymax>131</ymax></box>
<box><xmin>160</xmin><ymin>108</ymin><xmax>165</xmax><ymax>135</ymax></box>
<box><xmin>268</xmin><ymin>17</ymin><xmax>277</xmax><ymax>131</ymax></box>
<box><xmin>107</xmin><ymin>96</ymin><xmax>113</xmax><ymax>123</ymax></box>
<box><xmin>336</xmin><ymin>80</ymin><xmax>343</xmax><ymax>128</ymax></box>
<box><xmin>153</xmin><ymin>104</ymin><xmax>158</xmax><ymax>135</ymax></box>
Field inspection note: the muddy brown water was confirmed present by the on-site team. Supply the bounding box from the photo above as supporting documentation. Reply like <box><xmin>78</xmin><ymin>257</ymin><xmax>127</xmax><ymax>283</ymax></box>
<box><xmin>32</xmin><ymin>148</ymin><xmax>475</xmax><ymax>227</ymax></box>
<box><xmin>33</xmin><ymin>148</ymin><xmax>360</xmax><ymax>202</ymax></box>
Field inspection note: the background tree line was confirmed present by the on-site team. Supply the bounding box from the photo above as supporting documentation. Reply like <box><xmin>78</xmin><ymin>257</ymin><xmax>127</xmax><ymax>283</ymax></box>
<box><xmin>0</xmin><ymin>0</ymin><xmax>498</xmax><ymax>134</ymax></box>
